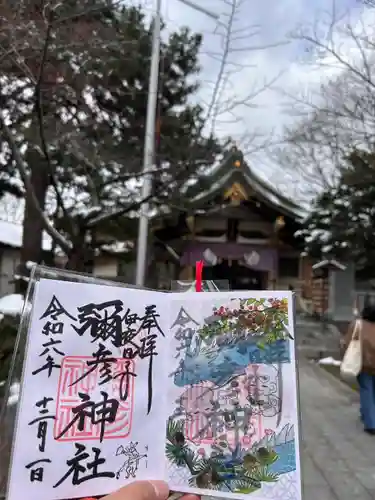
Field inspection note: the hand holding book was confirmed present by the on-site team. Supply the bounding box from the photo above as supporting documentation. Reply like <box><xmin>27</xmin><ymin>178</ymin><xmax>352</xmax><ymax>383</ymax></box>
<box><xmin>82</xmin><ymin>481</ymin><xmax>199</xmax><ymax>500</ymax></box>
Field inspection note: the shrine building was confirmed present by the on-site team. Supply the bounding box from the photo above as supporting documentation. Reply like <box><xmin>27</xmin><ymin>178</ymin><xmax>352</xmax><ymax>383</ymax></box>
<box><xmin>154</xmin><ymin>147</ymin><xmax>311</xmax><ymax>292</ymax></box>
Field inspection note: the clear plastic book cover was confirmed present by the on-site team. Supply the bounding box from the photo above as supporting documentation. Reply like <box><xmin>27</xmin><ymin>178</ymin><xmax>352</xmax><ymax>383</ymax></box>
<box><xmin>1</xmin><ymin>268</ymin><xmax>303</xmax><ymax>500</ymax></box>
<box><xmin>170</xmin><ymin>280</ymin><xmax>229</xmax><ymax>292</ymax></box>
<box><xmin>0</xmin><ymin>264</ymin><xmax>154</xmax><ymax>496</ymax></box>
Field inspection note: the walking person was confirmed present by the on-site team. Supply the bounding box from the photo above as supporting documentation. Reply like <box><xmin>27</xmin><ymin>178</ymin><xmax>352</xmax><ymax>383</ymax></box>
<box><xmin>342</xmin><ymin>294</ymin><xmax>375</xmax><ymax>434</ymax></box>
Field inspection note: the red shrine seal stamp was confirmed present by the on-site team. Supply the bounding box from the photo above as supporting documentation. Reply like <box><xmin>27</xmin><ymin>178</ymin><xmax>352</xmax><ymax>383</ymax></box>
<box><xmin>54</xmin><ymin>356</ymin><xmax>134</xmax><ymax>441</ymax></box>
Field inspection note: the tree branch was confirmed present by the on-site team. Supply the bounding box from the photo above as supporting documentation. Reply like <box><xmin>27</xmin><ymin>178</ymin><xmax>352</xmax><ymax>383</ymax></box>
<box><xmin>33</xmin><ymin>10</ymin><xmax>79</xmax><ymax>237</ymax></box>
<box><xmin>0</xmin><ymin>114</ymin><xmax>71</xmax><ymax>252</ymax></box>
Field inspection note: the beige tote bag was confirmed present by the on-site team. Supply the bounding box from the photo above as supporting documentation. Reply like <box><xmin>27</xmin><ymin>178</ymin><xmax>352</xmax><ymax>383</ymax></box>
<box><xmin>340</xmin><ymin>319</ymin><xmax>362</xmax><ymax>380</ymax></box>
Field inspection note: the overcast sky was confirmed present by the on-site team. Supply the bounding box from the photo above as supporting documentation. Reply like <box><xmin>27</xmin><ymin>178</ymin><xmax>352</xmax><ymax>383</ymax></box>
<box><xmin>142</xmin><ymin>0</ymin><xmax>365</xmax><ymax>193</ymax></box>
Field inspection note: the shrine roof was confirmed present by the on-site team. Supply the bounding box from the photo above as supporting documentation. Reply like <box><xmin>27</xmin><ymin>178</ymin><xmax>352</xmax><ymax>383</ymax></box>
<box><xmin>183</xmin><ymin>148</ymin><xmax>305</xmax><ymax>220</ymax></box>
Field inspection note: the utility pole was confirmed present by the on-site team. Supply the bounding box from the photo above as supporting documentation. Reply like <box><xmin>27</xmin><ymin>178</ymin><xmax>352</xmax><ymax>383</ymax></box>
<box><xmin>135</xmin><ymin>0</ymin><xmax>162</xmax><ymax>287</ymax></box>
<box><xmin>135</xmin><ymin>0</ymin><xmax>219</xmax><ymax>287</ymax></box>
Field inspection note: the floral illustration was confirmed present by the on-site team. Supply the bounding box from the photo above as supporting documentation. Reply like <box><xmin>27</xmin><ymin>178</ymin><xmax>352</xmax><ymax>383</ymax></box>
<box><xmin>166</xmin><ymin>420</ymin><xmax>296</xmax><ymax>494</ymax></box>
<box><xmin>199</xmin><ymin>298</ymin><xmax>291</xmax><ymax>348</ymax></box>
<box><xmin>173</xmin><ymin>298</ymin><xmax>291</xmax><ymax>388</ymax></box>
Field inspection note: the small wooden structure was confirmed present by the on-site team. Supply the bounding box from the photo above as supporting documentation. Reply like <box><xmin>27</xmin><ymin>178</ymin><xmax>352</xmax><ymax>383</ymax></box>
<box><xmin>311</xmin><ymin>259</ymin><xmax>351</xmax><ymax>319</ymax></box>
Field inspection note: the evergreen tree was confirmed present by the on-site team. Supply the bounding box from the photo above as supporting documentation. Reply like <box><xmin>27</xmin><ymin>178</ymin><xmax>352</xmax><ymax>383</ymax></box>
<box><xmin>298</xmin><ymin>149</ymin><xmax>375</xmax><ymax>274</ymax></box>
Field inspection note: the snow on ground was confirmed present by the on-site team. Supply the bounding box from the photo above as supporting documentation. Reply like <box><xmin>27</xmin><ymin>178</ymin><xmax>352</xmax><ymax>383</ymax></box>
<box><xmin>0</xmin><ymin>381</ymin><xmax>20</xmax><ymax>406</ymax></box>
<box><xmin>101</xmin><ymin>240</ymin><xmax>134</xmax><ymax>253</ymax></box>
<box><xmin>7</xmin><ymin>382</ymin><xmax>20</xmax><ymax>406</ymax></box>
<box><xmin>0</xmin><ymin>294</ymin><xmax>24</xmax><ymax>317</ymax></box>
<box><xmin>8</xmin><ymin>382</ymin><xmax>20</xmax><ymax>406</ymax></box>
<box><xmin>317</xmin><ymin>356</ymin><xmax>341</xmax><ymax>367</ymax></box>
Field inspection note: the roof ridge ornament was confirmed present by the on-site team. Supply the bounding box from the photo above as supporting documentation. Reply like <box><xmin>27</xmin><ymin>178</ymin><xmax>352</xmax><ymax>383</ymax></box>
<box><xmin>224</xmin><ymin>182</ymin><xmax>248</xmax><ymax>205</ymax></box>
<box><xmin>231</xmin><ymin>144</ymin><xmax>243</xmax><ymax>168</ymax></box>
<box><xmin>274</xmin><ymin>216</ymin><xmax>285</xmax><ymax>231</ymax></box>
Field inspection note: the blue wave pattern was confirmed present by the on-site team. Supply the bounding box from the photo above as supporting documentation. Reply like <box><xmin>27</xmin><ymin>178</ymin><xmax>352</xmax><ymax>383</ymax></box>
<box><xmin>269</xmin><ymin>441</ymin><xmax>296</xmax><ymax>475</ymax></box>
<box><xmin>252</xmin><ymin>424</ymin><xmax>297</xmax><ymax>476</ymax></box>
<box><xmin>174</xmin><ymin>339</ymin><xmax>290</xmax><ymax>387</ymax></box>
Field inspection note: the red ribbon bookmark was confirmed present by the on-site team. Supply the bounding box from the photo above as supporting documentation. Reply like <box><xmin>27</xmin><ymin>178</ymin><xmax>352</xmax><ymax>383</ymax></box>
<box><xmin>195</xmin><ymin>260</ymin><xmax>204</xmax><ymax>292</ymax></box>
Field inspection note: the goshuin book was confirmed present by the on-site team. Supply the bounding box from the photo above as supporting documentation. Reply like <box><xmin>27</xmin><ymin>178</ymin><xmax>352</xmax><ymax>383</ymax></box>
<box><xmin>6</xmin><ymin>278</ymin><xmax>301</xmax><ymax>500</ymax></box>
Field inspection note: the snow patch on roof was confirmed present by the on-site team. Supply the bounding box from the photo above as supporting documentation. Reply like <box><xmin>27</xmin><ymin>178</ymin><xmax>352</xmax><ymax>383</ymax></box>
<box><xmin>189</xmin><ymin>164</ymin><xmax>305</xmax><ymax>219</ymax></box>
<box><xmin>0</xmin><ymin>220</ymin><xmax>52</xmax><ymax>250</ymax></box>
<box><xmin>0</xmin><ymin>220</ymin><xmax>25</xmax><ymax>248</ymax></box>
<box><xmin>312</xmin><ymin>259</ymin><xmax>346</xmax><ymax>271</ymax></box>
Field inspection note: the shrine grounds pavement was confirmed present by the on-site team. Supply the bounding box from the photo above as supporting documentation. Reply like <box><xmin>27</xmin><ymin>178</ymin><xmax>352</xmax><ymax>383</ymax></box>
<box><xmin>298</xmin><ymin>354</ymin><xmax>375</xmax><ymax>500</ymax></box>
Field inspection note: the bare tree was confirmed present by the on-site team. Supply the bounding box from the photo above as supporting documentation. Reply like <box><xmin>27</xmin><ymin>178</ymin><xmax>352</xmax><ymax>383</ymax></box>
<box><xmin>196</xmin><ymin>0</ymin><xmax>287</xmax><ymax>154</ymax></box>
<box><xmin>274</xmin><ymin>3</ymin><xmax>375</xmax><ymax>196</ymax></box>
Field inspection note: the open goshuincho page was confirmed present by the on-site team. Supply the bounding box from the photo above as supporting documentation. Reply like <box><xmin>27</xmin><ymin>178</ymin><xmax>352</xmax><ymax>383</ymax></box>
<box><xmin>6</xmin><ymin>279</ymin><xmax>301</xmax><ymax>500</ymax></box>
<box><xmin>166</xmin><ymin>292</ymin><xmax>300</xmax><ymax>500</ymax></box>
